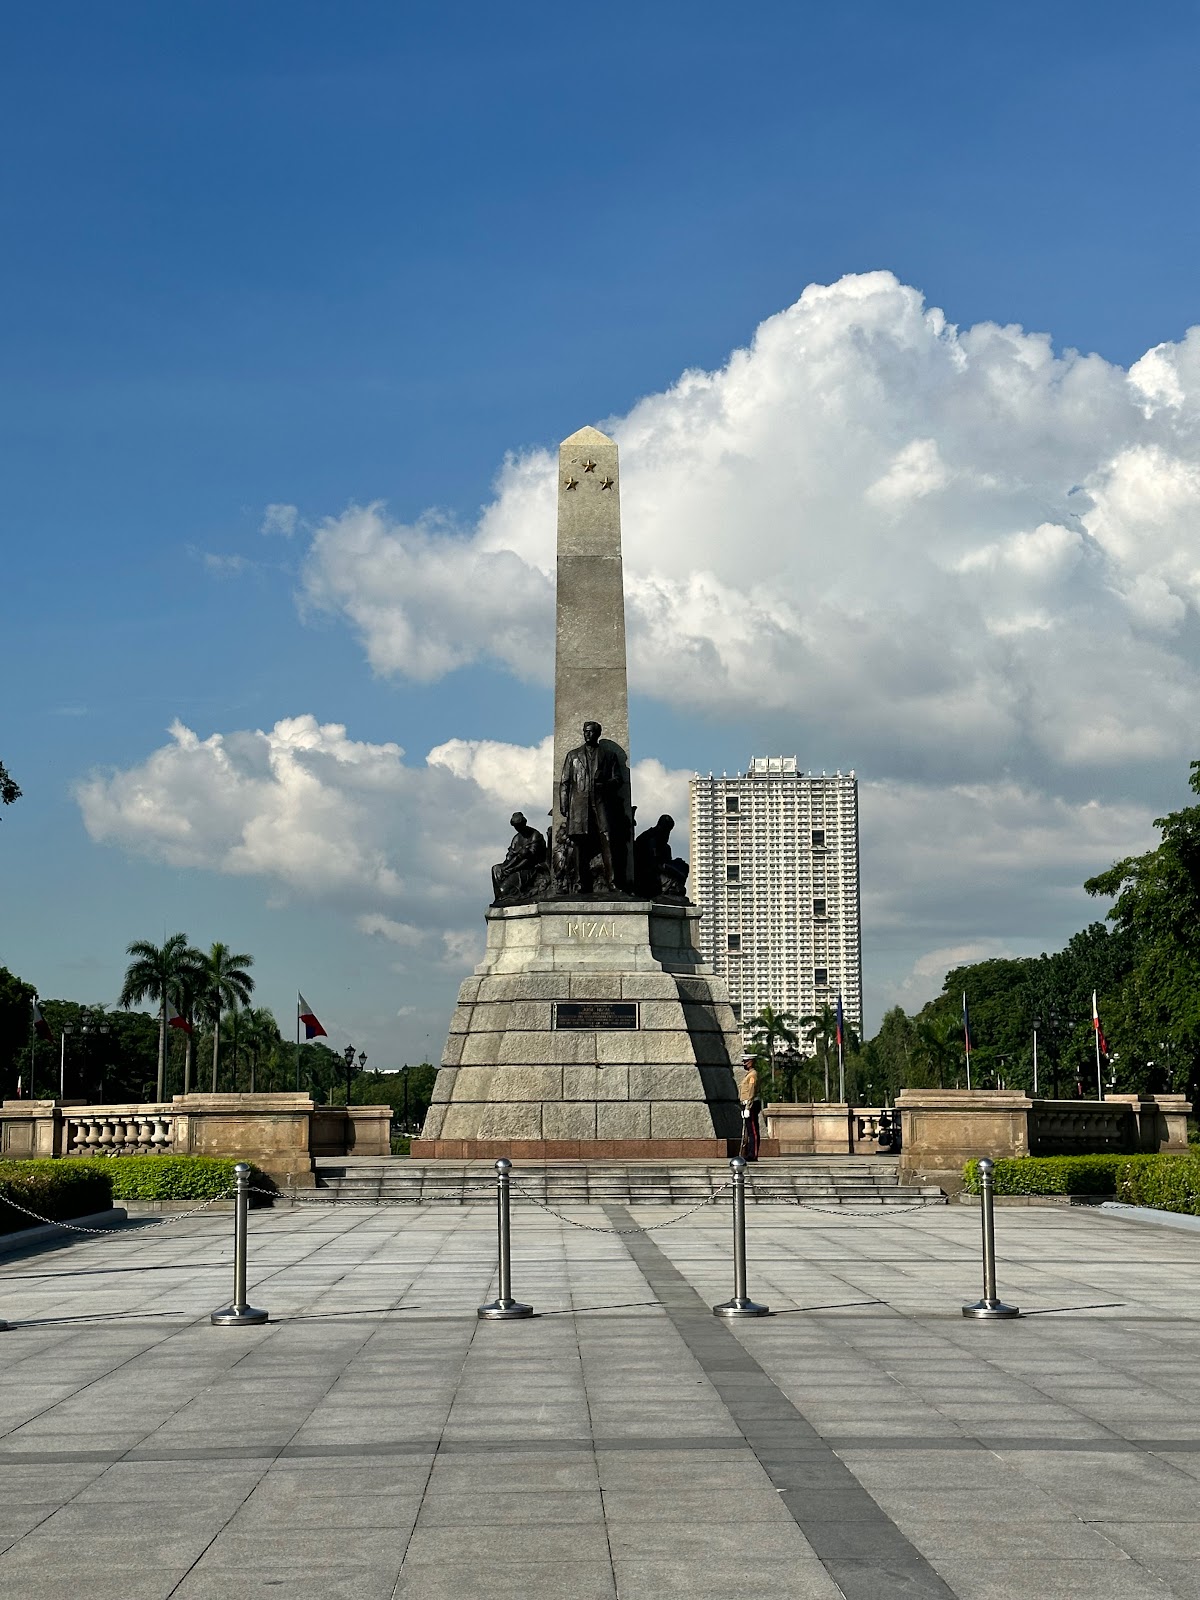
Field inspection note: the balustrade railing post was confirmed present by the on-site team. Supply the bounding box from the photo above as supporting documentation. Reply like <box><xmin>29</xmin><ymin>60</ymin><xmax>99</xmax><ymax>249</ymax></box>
<box><xmin>478</xmin><ymin>1158</ymin><xmax>532</xmax><ymax>1320</ymax></box>
<box><xmin>211</xmin><ymin>1162</ymin><xmax>268</xmax><ymax>1326</ymax></box>
<box><xmin>713</xmin><ymin>1157</ymin><xmax>769</xmax><ymax>1318</ymax></box>
<box><xmin>962</xmin><ymin>1157</ymin><xmax>1020</xmax><ymax>1320</ymax></box>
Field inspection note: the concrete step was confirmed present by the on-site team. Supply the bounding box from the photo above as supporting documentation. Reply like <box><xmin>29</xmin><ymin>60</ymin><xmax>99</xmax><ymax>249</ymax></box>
<box><xmin>303</xmin><ymin>1155</ymin><xmax>945</xmax><ymax>1206</ymax></box>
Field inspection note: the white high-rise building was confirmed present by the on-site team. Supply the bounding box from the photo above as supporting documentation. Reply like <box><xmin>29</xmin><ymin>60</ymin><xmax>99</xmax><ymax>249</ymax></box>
<box><xmin>689</xmin><ymin>758</ymin><xmax>862</xmax><ymax>1041</ymax></box>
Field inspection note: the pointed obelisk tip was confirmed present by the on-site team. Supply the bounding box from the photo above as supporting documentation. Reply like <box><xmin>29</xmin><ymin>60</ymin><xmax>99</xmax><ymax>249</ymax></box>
<box><xmin>560</xmin><ymin>424</ymin><xmax>615</xmax><ymax>449</ymax></box>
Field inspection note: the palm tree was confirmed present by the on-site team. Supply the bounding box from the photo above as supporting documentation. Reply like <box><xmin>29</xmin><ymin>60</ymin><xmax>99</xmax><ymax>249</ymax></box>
<box><xmin>911</xmin><ymin>1013</ymin><xmax>961</xmax><ymax>1089</ymax></box>
<box><xmin>239</xmin><ymin>1007</ymin><xmax>281</xmax><ymax>1094</ymax></box>
<box><xmin>198</xmin><ymin>943</ymin><xmax>255</xmax><ymax>1092</ymax></box>
<box><xmin>119</xmin><ymin>933</ymin><xmax>204</xmax><ymax>1102</ymax></box>
<box><xmin>745</xmin><ymin>1004</ymin><xmax>800</xmax><ymax>1100</ymax></box>
<box><xmin>798</xmin><ymin>1003</ymin><xmax>860</xmax><ymax>1101</ymax></box>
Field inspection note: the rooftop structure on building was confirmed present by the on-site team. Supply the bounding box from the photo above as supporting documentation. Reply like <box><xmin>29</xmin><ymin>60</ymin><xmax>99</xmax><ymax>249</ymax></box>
<box><xmin>689</xmin><ymin>759</ymin><xmax>861</xmax><ymax>1043</ymax></box>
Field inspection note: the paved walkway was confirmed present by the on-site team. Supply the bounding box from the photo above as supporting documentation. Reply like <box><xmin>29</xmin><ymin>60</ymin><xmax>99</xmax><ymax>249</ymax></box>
<box><xmin>1</xmin><ymin>1194</ymin><xmax>1199</xmax><ymax>1599</ymax></box>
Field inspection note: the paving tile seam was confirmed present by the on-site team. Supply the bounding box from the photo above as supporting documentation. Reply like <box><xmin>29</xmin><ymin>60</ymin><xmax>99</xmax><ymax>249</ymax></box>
<box><xmin>602</xmin><ymin>1204</ymin><xmax>958</xmax><ymax>1599</ymax></box>
<box><xmin>163</xmin><ymin>1212</ymin><xmax>483</xmax><ymax>1600</ymax></box>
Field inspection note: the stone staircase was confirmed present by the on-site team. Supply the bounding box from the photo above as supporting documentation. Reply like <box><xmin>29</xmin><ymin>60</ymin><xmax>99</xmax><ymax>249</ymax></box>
<box><xmin>307</xmin><ymin>1155</ymin><xmax>946</xmax><ymax>1206</ymax></box>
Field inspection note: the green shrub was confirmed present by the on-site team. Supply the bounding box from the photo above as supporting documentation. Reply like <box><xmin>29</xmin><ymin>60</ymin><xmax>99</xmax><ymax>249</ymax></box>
<box><xmin>1116</xmin><ymin>1153</ymin><xmax>1200</xmax><ymax>1215</ymax></box>
<box><xmin>0</xmin><ymin>1159</ymin><xmax>114</xmax><ymax>1235</ymax></box>
<box><xmin>70</xmin><ymin>1156</ymin><xmax>277</xmax><ymax>1204</ymax></box>
<box><xmin>963</xmin><ymin>1155</ymin><xmax>1127</xmax><ymax>1196</ymax></box>
<box><xmin>390</xmin><ymin>1136</ymin><xmax>411</xmax><ymax>1157</ymax></box>
<box><xmin>963</xmin><ymin>1152</ymin><xmax>1200</xmax><ymax>1215</ymax></box>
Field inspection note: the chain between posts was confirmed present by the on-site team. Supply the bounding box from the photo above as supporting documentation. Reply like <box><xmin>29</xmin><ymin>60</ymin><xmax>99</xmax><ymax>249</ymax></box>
<box><xmin>0</xmin><ymin>1186</ymin><xmax>237</xmax><ymax>1234</ymax></box>
<box><xmin>509</xmin><ymin>1181</ymin><xmax>732</xmax><ymax>1233</ymax></box>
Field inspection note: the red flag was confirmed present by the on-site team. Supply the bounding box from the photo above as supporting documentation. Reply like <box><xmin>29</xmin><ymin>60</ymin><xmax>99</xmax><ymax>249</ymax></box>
<box><xmin>167</xmin><ymin>999</ymin><xmax>192</xmax><ymax>1035</ymax></box>
<box><xmin>298</xmin><ymin>992</ymin><xmax>327</xmax><ymax>1040</ymax></box>
<box><xmin>32</xmin><ymin>999</ymin><xmax>54</xmax><ymax>1044</ymax></box>
<box><xmin>1092</xmin><ymin>991</ymin><xmax>1108</xmax><ymax>1056</ymax></box>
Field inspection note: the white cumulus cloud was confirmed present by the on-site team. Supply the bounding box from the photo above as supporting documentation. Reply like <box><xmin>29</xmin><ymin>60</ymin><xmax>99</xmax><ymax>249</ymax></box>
<box><xmin>300</xmin><ymin>270</ymin><xmax>1200</xmax><ymax>784</ymax></box>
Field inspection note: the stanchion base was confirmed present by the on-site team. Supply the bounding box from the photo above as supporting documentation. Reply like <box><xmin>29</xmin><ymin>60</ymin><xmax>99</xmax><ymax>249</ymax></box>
<box><xmin>713</xmin><ymin>1298</ymin><xmax>770</xmax><ymax>1318</ymax></box>
<box><xmin>477</xmin><ymin>1299</ymin><xmax>534</xmax><ymax>1321</ymax></box>
<box><xmin>210</xmin><ymin>1305</ymin><xmax>269</xmax><ymax>1326</ymax></box>
<box><xmin>962</xmin><ymin>1299</ymin><xmax>1020</xmax><ymax>1320</ymax></box>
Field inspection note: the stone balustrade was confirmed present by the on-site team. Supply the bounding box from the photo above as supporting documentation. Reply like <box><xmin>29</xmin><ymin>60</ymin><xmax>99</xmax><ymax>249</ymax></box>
<box><xmin>764</xmin><ymin>1104</ymin><xmax>898</xmax><ymax>1155</ymax></box>
<box><xmin>897</xmin><ymin>1089</ymin><xmax>1193</xmax><ymax>1194</ymax></box>
<box><xmin>65</xmin><ymin>1111</ymin><xmax>174</xmax><ymax>1157</ymax></box>
<box><xmin>0</xmin><ymin>1093</ymin><xmax>392</xmax><ymax>1184</ymax></box>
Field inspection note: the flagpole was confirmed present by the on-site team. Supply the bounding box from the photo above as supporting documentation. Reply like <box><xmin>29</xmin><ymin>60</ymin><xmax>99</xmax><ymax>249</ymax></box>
<box><xmin>1032</xmin><ymin>1027</ymin><xmax>1038</xmax><ymax>1095</ymax></box>
<box><xmin>295</xmin><ymin>997</ymin><xmax>301</xmax><ymax>1093</ymax></box>
<box><xmin>1093</xmin><ymin>991</ymin><xmax>1103</xmax><ymax>1101</ymax></box>
<box><xmin>29</xmin><ymin>997</ymin><xmax>36</xmax><ymax>1100</ymax></box>
<box><xmin>963</xmin><ymin>992</ymin><xmax>971</xmax><ymax>1091</ymax></box>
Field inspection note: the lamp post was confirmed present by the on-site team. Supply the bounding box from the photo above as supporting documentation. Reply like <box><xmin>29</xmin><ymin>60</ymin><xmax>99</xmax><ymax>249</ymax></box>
<box><xmin>341</xmin><ymin>1042</ymin><xmax>357</xmax><ymax>1109</ymax></box>
<box><xmin>401</xmin><ymin>1063</ymin><xmax>410</xmax><ymax>1131</ymax></box>
<box><xmin>1032</xmin><ymin>1017</ymin><xmax>1040</xmax><ymax>1095</ymax></box>
<box><xmin>60</xmin><ymin>1010</ymin><xmax>111</xmax><ymax>1101</ymax></box>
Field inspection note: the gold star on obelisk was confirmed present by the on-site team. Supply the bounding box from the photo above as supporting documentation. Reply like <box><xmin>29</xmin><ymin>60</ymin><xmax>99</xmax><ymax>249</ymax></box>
<box><xmin>599</xmin><ymin>475</ymin><xmax>614</xmax><ymax>490</ymax></box>
<box><xmin>564</xmin><ymin>475</ymin><xmax>579</xmax><ymax>490</ymax></box>
<box><xmin>582</xmin><ymin>458</ymin><xmax>597</xmax><ymax>472</ymax></box>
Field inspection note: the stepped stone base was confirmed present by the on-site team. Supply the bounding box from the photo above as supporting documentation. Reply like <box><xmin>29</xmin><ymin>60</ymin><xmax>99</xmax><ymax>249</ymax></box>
<box><xmin>419</xmin><ymin>899</ymin><xmax>744</xmax><ymax>1155</ymax></box>
<box><xmin>411</xmin><ymin>1137</ymin><xmax>782</xmax><ymax>1159</ymax></box>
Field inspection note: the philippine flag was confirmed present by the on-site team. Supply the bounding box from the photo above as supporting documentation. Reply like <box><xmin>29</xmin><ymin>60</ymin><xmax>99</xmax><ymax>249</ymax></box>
<box><xmin>298</xmin><ymin>993</ymin><xmax>327</xmax><ymax>1040</ymax></box>
<box><xmin>32</xmin><ymin>999</ymin><xmax>54</xmax><ymax>1044</ymax></box>
<box><xmin>167</xmin><ymin>1000</ymin><xmax>192</xmax><ymax>1035</ymax></box>
<box><xmin>961</xmin><ymin>992</ymin><xmax>973</xmax><ymax>1052</ymax></box>
<box><xmin>1092</xmin><ymin>991</ymin><xmax>1108</xmax><ymax>1056</ymax></box>
<box><xmin>835</xmin><ymin>995</ymin><xmax>845</xmax><ymax>1051</ymax></box>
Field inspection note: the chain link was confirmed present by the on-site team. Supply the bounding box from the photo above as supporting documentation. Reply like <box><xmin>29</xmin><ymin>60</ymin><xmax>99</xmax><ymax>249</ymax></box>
<box><xmin>744</xmin><ymin>1182</ymin><xmax>941</xmax><ymax>1220</ymax></box>
<box><xmin>254</xmin><ymin>1182</ymin><xmax>499</xmax><ymax>1206</ymax></box>
<box><xmin>510</xmin><ymin>1181</ymin><xmax>732</xmax><ymax>1233</ymax></box>
<box><xmin>0</xmin><ymin>1187</ymin><xmax>235</xmax><ymax>1234</ymax></box>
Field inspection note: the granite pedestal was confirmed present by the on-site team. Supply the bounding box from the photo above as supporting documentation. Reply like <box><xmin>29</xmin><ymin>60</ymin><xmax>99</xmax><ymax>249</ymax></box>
<box><xmin>413</xmin><ymin>900</ymin><xmax>745</xmax><ymax>1158</ymax></box>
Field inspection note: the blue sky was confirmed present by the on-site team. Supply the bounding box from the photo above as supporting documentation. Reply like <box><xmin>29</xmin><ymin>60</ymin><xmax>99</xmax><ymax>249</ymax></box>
<box><xmin>5</xmin><ymin>1</ymin><xmax>1200</xmax><ymax>1065</ymax></box>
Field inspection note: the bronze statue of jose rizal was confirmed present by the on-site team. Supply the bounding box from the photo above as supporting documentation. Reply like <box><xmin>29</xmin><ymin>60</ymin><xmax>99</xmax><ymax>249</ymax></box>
<box><xmin>558</xmin><ymin>720</ymin><xmax>625</xmax><ymax>895</ymax></box>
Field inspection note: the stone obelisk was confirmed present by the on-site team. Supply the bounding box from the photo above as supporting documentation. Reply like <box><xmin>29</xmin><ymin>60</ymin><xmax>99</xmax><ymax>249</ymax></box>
<box><xmin>414</xmin><ymin>427</ymin><xmax>745</xmax><ymax>1160</ymax></box>
<box><xmin>552</xmin><ymin>426</ymin><xmax>630</xmax><ymax>855</ymax></box>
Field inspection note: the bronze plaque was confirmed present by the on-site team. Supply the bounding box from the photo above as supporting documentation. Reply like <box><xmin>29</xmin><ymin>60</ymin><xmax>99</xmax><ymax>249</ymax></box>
<box><xmin>553</xmin><ymin>1002</ymin><xmax>639</xmax><ymax>1031</ymax></box>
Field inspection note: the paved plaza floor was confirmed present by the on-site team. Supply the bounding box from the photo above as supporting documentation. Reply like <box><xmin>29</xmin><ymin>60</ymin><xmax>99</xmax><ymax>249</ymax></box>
<box><xmin>2</xmin><ymin>1193</ymin><xmax>1200</xmax><ymax>1599</ymax></box>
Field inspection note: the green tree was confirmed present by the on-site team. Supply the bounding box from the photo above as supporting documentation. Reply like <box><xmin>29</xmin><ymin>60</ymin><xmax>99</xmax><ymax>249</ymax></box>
<box><xmin>350</xmin><ymin>1064</ymin><xmax>438</xmax><ymax>1129</ymax></box>
<box><xmin>119</xmin><ymin>933</ymin><xmax>204</xmax><ymax>1101</ymax></box>
<box><xmin>909</xmin><ymin>1011</ymin><xmax>962</xmax><ymax>1088</ymax></box>
<box><xmin>0</xmin><ymin>758</ymin><xmax>20</xmax><ymax>817</ymax></box>
<box><xmin>238</xmin><ymin>1007</ymin><xmax>282</xmax><ymax>1094</ymax></box>
<box><xmin>197</xmin><ymin>942</ymin><xmax>255</xmax><ymax>1092</ymax></box>
<box><xmin>0</xmin><ymin>966</ymin><xmax>36</xmax><ymax>1095</ymax></box>
<box><xmin>797</xmin><ymin>1003</ymin><xmax>858</xmax><ymax>1101</ymax></box>
<box><xmin>1086</xmin><ymin>761</ymin><xmax>1200</xmax><ymax>1096</ymax></box>
<box><xmin>745</xmin><ymin>1004</ymin><xmax>800</xmax><ymax>1099</ymax></box>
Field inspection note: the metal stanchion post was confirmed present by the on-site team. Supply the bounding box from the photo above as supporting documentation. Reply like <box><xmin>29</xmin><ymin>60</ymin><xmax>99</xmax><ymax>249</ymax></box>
<box><xmin>478</xmin><ymin>1158</ymin><xmax>533</xmax><ymax>1320</ymax></box>
<box><xmin>211</xmin><ymin>1162</ymin><xmax>269</xmax><ymax>1326</ymax></box>
<box><xmin>963</xmin><ymin>1157</ymin><xmax>1019</xmax><ymax>1320</ymax></box>
<box><xmin>713</xmin><ymin>1157</ymin><xmax>769</xmax><ymax>1318</ymax></box>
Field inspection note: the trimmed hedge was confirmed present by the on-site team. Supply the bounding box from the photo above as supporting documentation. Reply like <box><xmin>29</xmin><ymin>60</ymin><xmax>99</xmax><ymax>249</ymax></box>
<box><xmin>963</xmin><ymin>1152</ymin><xmax>1200</xmax><ymax>1215</ymax></box>
<box><xmin>0</xmin><ymin>1159</ymin><xmax>114</xmax><ymax>1236</ymax></box>
<box><xmin>1117</xmin><ymin>1154</ymin><xmax>1200</xmax><ymax>1215</ymax></box>
<box><xmin>70</xmin><ymin>1156</ymin><xmax>277</xmax><ymax>1204</ymax></box>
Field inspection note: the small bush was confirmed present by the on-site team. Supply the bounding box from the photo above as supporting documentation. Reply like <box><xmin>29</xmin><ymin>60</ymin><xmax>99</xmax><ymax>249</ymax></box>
<box><xmin>391</xmin><ymin>1136</ymin><xmax>411</xmax><ymax>1157</ymax></box>
<box><xmin>1116</xmin><ymin>1153</ymin><xmax>1200</xmax><ymax>1215</ymax></box>
<box><xmin>0</xmin><ymin>1159</ymin><xmax>114</xmax><ymax>1235</ymax></box>
<box><xmin>963</xmin><ymin>1152</ymin><xmax>1200</xmax><ymax>1215</ymax></box>
<box><xmin>962</xmin><ymin>1155</ymin><xmax>1127</xmax><ymax>1196</ymax></box>
<box><xmin>70</xmin><ymin>1156</ymin><xmax>277</xmax><ymax>1204</ymax></box>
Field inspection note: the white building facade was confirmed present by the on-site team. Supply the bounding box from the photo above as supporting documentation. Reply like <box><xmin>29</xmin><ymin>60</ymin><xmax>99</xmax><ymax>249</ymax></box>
<box><xmin>689</xmin><ymin>758</ymin><xmax>862</xmax><ymax>1041</ymax></box>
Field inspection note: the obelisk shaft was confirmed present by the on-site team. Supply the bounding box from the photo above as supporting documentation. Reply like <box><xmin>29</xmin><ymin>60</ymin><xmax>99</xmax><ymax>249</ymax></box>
<box><xmin>552</xmin><ymin>426</ymin><xmax>631</xmax><ymax>841</ymax></box>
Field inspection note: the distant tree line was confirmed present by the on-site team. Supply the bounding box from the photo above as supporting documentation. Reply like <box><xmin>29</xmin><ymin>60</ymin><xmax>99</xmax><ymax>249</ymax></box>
<box><xmin>745</xmin><ymin>758</ymin><xmax>1200</xmax><ymax>1108</ymax></box>
<box><xmin>0</xmin><ymin>929</ymin><xmax>436</xmax><ymax>1126</ymax></box>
